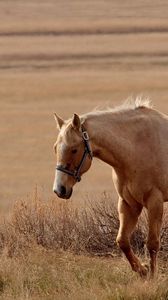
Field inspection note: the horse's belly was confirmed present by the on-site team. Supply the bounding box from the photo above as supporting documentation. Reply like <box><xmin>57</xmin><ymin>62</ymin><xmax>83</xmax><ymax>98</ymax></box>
<box><xmin>112</xmin><ymin>170</ymin><xmax>139</xmax><ymax>206</ymax></box>
<box><xmin>112</xmin><ymin>169</ymin><xmax>151</xmax><ymax>206</ymax></box>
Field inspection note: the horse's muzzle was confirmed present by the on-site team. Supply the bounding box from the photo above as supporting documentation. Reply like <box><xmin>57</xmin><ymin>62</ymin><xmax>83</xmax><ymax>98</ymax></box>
<box><xmin>53</xmin><ymin>186</ymin><xmax>73</xmax><ymax>199</ymax></box>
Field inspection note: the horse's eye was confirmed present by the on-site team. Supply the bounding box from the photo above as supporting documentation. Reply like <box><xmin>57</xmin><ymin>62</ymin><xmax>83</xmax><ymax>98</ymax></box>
<box><xmin>72</xmin><ymin>149</ymin><xmax>77</xmax><ymax>154</ymax></box>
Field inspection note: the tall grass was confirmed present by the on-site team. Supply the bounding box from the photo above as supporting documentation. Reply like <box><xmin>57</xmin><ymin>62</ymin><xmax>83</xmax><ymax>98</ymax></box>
<box><xmin>0</xmin><ymin>192</ymin><xmax>167</xmax><ymax>299</ymax></box>
<box><xmin>0</xmin><ymin>191</ymin><xmax>167</xmax><ymax>259</ymax></box>
<box><xmin>0</xmin><ymin>249</ymin><xmax>168</xmax><ymax>300</ymax></box>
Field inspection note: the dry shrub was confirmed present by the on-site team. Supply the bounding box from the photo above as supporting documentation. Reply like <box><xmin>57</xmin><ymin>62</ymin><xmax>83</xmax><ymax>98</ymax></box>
<box><xmin>83</xmin><ymin>193</ymin><xmax>119</xmax><ymax>255</ymax></box>
<box><xmin>0</xmin><ymin>192</ymin><xmax>120</xmax><ymax>256</ymax></box>
<box><xmin>160</xmin><ymin>206</ymin><xmax>168</xmax><ymax>259</ymax></box>
<box><xmin>0</xmin><ymin>192</ymin><xmax>168</xmax><ymax>258</ymax></box>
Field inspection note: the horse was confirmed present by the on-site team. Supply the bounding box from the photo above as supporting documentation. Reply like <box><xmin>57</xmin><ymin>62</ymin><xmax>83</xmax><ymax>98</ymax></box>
<box><xmin>53</xmin><ymin>98</ymin><xmax>168</xmax><ymax>278</ymax></box>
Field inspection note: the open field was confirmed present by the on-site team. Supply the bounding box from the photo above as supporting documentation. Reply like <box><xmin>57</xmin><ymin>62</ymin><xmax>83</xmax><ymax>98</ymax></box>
<box><xmin>1</xmin><ymin>0</ymin><xmax>168</xmax><ymax>210</ymax></box>
<box><xmin>0</xmin><ymin>249</ymin><xmax>168</xmax><ymax>300</ymax></box>
<box><xmin>0</xmin><ymin>1</ymin><xmax>168</xmax><ymax>299</ymax></box>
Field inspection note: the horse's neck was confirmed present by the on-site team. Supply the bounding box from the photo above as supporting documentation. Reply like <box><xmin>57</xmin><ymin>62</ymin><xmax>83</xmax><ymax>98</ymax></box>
<box><xmin>84</xmin><ymin>112</ymin><xmax>134</xmax><ymax>168</ymax></box>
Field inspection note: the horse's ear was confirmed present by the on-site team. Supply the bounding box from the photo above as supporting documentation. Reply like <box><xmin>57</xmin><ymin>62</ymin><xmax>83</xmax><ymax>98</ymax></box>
<box><xmin>54</xmin><ymin>113</ymin><xmax>64</xmax><ymax>130</ymax></box>
<box><xmin>72</xmin><ymin>113</ymin><xmax>81</xmax><ymax>130</ymax></box>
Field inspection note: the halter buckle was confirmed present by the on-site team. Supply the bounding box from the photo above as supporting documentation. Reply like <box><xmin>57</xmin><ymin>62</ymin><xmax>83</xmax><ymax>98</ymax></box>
<box><xmin>82</xmin><ymin>131</ymin><xmax>89</xmax><ymax>141</ymax></box>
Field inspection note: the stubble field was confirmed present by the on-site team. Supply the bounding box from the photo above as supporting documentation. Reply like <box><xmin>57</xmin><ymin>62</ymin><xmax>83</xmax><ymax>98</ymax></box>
<box><xmin>0</xmin><ymin>1</ymin><xmax>168</xmax><ymax>299</ymax></box>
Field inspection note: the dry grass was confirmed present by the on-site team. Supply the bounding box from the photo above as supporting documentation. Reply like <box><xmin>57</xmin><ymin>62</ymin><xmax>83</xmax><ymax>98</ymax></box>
<box><xmin>1</xmin><ymin>192</ymin><xmax>167</xmax><ymax>259</ymax></box>
<box><xmin>0</xmin><ymin>249</ymin><xmax>168</xmax><ymax>300</ymax></box>
<box><xmin>0</xmin><ymin>192</ymin><xmax>119</xmax><ymax>257</ymax></box>
<box><xmin>0</xmin><ymin>193</ymin><xmax>167</xmax><ymax>299</ymax></box>
<box><xmin>0</xmin><ymin>192</ymin><xmax>145</xmax><ymax>257</ymax></box>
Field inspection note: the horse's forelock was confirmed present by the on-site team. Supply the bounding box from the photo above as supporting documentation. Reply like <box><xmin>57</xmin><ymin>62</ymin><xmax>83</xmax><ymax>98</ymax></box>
<box><xmin>59</xmin><ymin>122</ymin><xmax>81</xmax><ymax>146</ymax></box>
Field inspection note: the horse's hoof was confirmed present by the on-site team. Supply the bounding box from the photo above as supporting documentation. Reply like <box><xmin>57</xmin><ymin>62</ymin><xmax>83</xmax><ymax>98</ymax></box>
<box><xmin>140</xmin><ymin>263</ymin><xmax>149</xmax><ymax>278</ymax></box>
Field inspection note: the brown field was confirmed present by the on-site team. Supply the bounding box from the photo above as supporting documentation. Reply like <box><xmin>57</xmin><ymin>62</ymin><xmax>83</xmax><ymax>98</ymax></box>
<box><xmin>1</xmin><ymin>0</ymin><xmax>168</xmax><ymax>210</ymax></box>
<box><xmin>0</xmin><ymin>1</ymin><xmax>168</xmax><ymax>299</ymax></box>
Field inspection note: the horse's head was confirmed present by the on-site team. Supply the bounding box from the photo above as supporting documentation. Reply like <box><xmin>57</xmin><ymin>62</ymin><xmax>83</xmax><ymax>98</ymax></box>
<box><xmin>53</xmin><ymin>113</ymin><xmax>92</xmax><ymax>199</ymax></box>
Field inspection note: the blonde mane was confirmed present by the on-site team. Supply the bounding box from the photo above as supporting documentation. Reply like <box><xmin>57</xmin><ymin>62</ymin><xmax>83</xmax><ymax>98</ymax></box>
<box><xmin>115</xmin><ymin>96</ymin><xmax>152</xmax><ymax>110</ymax></box>
<box><xmin>85</xmin><ymin>96</ymin><xmax>152</xmax><ymax>118</ymax></box>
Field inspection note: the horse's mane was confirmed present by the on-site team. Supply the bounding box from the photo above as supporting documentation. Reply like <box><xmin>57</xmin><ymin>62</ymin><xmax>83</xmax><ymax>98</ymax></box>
<box><xmin>111</xmin><ymin>96</ymin><xmax>152</xmax><ymax>112</ymax></box>
<box><xmin>84</xmin><ymin>96</ymin><xmax>152</xmax><ymax>118</ymax></box>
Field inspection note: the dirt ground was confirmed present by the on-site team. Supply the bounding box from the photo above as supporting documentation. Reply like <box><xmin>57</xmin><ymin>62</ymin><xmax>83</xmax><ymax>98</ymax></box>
<box><xmin>1</xmin><ymin>0</ymin><xmax>168</xmax><ymax>211</ymax></box>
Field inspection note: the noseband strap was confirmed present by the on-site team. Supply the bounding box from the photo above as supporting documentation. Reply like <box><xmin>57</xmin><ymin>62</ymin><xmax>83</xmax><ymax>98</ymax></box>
<box><xmin>56</xmin><ymin>126</ymin><xmax>92</xmax><ymax>182</ymax></box>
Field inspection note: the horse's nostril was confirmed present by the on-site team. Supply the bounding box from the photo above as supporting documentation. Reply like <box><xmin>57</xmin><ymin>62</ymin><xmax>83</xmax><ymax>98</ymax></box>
<box><xmin>53</xmin><ymin>186</ymin><xmax>72</xmax><ymax>199</ymax></box>
<box><xmin>60</xmin><ymin>185</ymin><xmax>66</xmax><ymax>195</ymax></box>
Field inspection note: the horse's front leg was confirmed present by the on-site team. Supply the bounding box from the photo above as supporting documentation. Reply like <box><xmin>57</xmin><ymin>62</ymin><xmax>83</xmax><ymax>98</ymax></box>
<box><xmin>116</xmin><ymin>198</ymin><xmax>148</xmax><ymax>277</ymax></box>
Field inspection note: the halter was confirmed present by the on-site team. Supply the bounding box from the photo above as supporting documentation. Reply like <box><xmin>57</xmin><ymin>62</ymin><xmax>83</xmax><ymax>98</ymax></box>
<box><xmin>56</xmin><ymin>126</ymin><xmax>93</xmax><ymax>182</ymax></box>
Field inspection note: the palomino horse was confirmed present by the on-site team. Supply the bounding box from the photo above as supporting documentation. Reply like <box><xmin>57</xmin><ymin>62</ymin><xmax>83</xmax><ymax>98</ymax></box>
<box><xmin>53</xmin><ymin>99</ymin><xmax>168</xmax><ymax>277</ymax></box>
